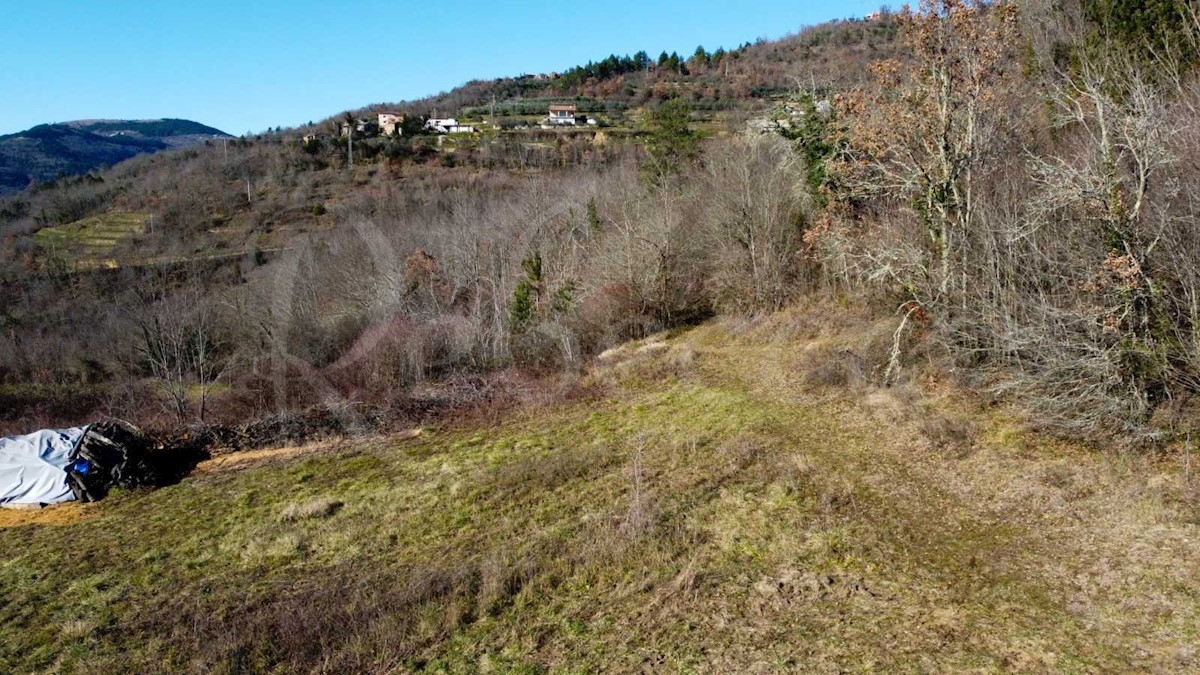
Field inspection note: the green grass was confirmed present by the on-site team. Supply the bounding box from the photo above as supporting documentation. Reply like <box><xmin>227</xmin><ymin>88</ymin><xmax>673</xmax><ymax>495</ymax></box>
<box><xmin>1</xmin><ymin>321</ymin><xmax>1197</xmax><ymax>673</ymax></box>
<box><xmin>33</xmin><ymin>212</ymin><xmax>148</xmax><ymax>267</ymax></box>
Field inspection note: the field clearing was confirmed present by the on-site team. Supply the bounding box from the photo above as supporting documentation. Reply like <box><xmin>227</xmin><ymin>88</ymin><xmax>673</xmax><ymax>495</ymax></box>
<box><xmin>1</xmin><ymin>313</ymin><xmax>1197</xmax><ymax>672</ymax></box>
<box><xmin>28</xmin><ymin>210</ymin><xmax>294</xmax><ymax>271</ymax></box>
<box><xmin>33</xmin><ymin>212</ymin><xmax>149</xmax><ymax>267</ymax></box>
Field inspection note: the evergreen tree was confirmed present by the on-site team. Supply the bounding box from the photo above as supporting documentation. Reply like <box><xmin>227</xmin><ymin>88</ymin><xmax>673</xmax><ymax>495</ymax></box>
<box><xmin>510</xmin><ymin>280</ymin><xmax>535</xmax><ymax>332</ymax></box>
<box><xmin>1084</xmin><ymin>0</ymin><xmax>1193</xmax><ymax>64</ymax></box>
<box><xmin>510</xmin><ymin>252</ymin><xmax>545</xmax><ymax>332</ymax></box>
<box><xmin>641</xmin><ymin>98</ymin><xmax>698</xmax><ymax>186</ymax></box>
<box><xmin>668</xmin><ymin>52</ymin><xmax>683</xmax><ymax>73</ymax></box>
<box><xmin>586</xmin><ymin>196</ymin><xmax>603</xmax><ymax>232</ymax></box>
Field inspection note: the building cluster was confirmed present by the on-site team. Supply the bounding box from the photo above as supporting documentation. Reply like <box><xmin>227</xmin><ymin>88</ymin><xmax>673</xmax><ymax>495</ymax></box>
<box><xmin>514</xmin><ymin>72</ymin><xmax>558</xmax><ymax>81</ymax></box>
<box><xmin>333</xmin><ymin>112</ymin><xmax>404</xmax><ymax>139</ymax></box>
<box><xmin>326</xmin><ymin>112</ymin><xmax>478</xmax><ymax>139</ymax></box>
<box><xmin>303</xmin><ymin>103</ymin><xmax>597</xmax><ymax>143</ymax></box>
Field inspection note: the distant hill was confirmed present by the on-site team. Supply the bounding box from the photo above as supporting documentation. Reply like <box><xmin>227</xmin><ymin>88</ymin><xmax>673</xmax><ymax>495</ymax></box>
<box><xmin>311</xmin><ymin>16</ymin><xmax>900</xmax><ymax>132</ymax></box>
<box><xmin>0</xmin><ymin>118</ymin><xmax>230</xmax><ymax>195</ymax></box>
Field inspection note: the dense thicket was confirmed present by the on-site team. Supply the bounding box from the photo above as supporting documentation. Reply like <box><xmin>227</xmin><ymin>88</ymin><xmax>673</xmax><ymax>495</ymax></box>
<box><xmin>814</xmin><ymin>0</ymin><xmax>1200</xmax><ymax>441</ymax></box>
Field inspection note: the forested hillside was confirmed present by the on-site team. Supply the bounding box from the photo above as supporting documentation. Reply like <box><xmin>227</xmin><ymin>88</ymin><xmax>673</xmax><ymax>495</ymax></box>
<box><xmin>0</xmin><ymin>14</ymin><xmax>901</xmax><ymax>435</ymax></box>
<box><xmin>0</xmin><ymin>119</ymin><xmax>229</xmax><ymax>196</ymax></box>
<box><xmin>2</xmin><ymin>0</ymin><xmax>1199</xmax><ymax>449</ymax></box>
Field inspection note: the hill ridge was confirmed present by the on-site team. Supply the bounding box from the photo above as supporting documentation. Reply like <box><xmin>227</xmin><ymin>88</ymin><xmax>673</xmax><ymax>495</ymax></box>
<box><xmin>0</xmin><ymin>118</ymin><xmax>231</xmax><ymax>195</ymax></box>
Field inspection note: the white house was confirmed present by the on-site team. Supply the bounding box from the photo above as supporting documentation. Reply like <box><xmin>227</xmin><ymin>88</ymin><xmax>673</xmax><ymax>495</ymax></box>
<box><xmin>548</xmin><ymin>104</ymin><xmax>578</xmax><ymax>126</ymax></box>
<box><xmin>424</xmin><ymin>117</ymin><xmax>475</xmax><ymax>134</ymax></box>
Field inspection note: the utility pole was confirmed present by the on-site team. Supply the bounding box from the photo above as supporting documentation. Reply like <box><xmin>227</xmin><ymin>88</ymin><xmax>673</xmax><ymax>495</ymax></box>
<box><xmin>348</xmin><ymin>126</ymin><xmax>354</xmax><ymax>169</ymax></box>
<box><xmin>246</xmin><ymin>178</ymin><xmax>252</xmax><ymax>204</ymax></box>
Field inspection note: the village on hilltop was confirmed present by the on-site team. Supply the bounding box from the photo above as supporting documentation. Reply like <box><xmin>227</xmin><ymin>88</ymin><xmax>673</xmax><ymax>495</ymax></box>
<box><xmin>303</xmin><ymin>102</ymin><xmax>599</xmax><ymax>143</ymax></box>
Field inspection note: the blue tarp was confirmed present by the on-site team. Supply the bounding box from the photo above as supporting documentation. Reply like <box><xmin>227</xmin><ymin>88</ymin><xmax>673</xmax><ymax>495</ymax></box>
<box><xmin>0</xmin><ymin>427</ymin><xmax>86</xmax><ymax>506</ymax></box>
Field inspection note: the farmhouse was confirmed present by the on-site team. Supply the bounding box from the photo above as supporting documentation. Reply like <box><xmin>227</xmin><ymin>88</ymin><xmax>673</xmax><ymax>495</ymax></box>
<box><xmin>377</xmin><ymin>112</ymin><xmax>405</xmax><ymax>136</ymax></box>
<box><xmin>548</xmin><ymin>104</ymin><xmax>578</xmax><ymax>126</ymax></box>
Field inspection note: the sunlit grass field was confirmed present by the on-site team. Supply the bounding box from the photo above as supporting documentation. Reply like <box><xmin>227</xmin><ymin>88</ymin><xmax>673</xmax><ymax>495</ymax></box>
<box><xmin>2</xmin><ymin>315</ymin><xmax>1197</xmax><ymax>673</ymax></box>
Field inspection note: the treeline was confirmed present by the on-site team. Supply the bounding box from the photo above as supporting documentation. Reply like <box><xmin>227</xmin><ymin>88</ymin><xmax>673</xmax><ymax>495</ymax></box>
<box><xmin>553</xmin><ymin>44</ymin><xmax>750</xmax><ymax>90</ymax></box>
<box><xmin>797</xmin><ymin>0</ymin><xmax>1200</xmax><ymax>442</ymax></box>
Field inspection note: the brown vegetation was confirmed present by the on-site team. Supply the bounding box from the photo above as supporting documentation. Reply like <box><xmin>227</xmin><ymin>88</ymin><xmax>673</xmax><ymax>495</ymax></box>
<box><xmin>6</xmin><ymin>3</ymin><xmax>1200</xmax><ymax>670</ymax></box>
<box><xmin>819</xmin><ymin>0</ymin><xmax>1200</xmax><ymax>443</ymax></box>
<box><xmin>4</xmin><ymin>1</ymin><xmax>1199</xmax><ymax>452</ymax></box>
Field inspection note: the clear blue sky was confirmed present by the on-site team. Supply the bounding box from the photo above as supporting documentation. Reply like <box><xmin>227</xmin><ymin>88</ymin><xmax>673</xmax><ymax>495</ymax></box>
<box><xmin>1</xmin><ymin>1</ymin><xmax>884</xmax><ymax>136</ymax></box>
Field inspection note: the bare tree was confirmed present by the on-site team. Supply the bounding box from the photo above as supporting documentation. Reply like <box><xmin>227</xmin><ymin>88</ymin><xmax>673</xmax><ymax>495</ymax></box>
<box><xmin>129</xmin><ymin>275</ymin><xmax>227</xmax><ymax>425</ymax></box>
<box><xmin>830</xmin><ymin>0</ymin><xmax>1021</xmax><ymax>304</ymax></box>
<box><xmin>703</xmin><ymin>133</ymin><xmax>810</xmax><ymax>314</ymax></box>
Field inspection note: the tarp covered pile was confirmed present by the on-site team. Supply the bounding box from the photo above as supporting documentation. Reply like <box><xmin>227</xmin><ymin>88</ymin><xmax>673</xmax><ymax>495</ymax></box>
<box><xmin>0</xmin><ymin>428</ymin><xmax>86</xmax><ymax>506</ymax></box>
<box><xmin>0</xmin><ymin>421</ymin><xmax>152</xmax><ymax>507</ymax></box>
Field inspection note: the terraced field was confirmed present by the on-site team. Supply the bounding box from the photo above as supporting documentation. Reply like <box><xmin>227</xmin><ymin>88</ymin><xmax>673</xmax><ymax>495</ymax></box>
<box><xmin>33</xmin><ymin>212</ymin><xmax>148</xmax><ymax>268</ymax></box>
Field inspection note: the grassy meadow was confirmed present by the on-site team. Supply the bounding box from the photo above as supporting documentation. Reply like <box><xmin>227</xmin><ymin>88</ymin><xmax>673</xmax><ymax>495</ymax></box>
<box><xmin>2</xmin><ymin>311</ymin><xmax>1197</xmax><ymax>673</ymax></box>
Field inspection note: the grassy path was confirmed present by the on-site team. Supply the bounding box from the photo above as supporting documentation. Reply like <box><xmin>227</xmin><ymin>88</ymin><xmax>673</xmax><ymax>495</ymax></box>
<box><xmin>683</xmin><ymin>317</ymin><xmax>1200</xmax><ymax>672</ymax></box>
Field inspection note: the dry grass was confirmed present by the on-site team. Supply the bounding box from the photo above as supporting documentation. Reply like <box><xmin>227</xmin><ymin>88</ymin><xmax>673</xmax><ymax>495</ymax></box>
<box><xmin>0</xmin><ymin>502</ymin><xmax>94</xmax><ymax>529</ymax></box>
<box><xmin>278</xmin><ymin>497</ymin><xmax>344</xmax><ymax>523</ymax></box>
<box><xmin>1</xmin><ymin>306</ymin><xmax>1198</xmax><ymax>672</ymax></box>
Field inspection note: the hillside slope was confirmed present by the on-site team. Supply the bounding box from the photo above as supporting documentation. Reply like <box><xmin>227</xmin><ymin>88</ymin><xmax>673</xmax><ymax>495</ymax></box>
<box><xmin>314</xmin><ymin>16</ymin><xmax>899</xmax><ymax>131</ymax></box>
<box><xmin>2</xmin><ymin>311</ymin><xmax>1196</xmax><ymax>672</ymax></box>
<box><xmin>0</xmin><ymin>119</ymin><xmax>229</xmax><ymax>196</ymax></box>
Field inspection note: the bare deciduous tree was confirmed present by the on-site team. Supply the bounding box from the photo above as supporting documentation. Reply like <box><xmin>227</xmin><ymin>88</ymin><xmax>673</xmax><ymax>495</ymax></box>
<box><xmin>830</xmin><ymin>0</ymin><xmax>1021</xmax><ymax>303</ymax></box>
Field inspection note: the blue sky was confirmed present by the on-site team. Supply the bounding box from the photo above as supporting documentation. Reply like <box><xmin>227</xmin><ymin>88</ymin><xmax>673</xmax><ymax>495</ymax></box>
<box><xmin>1</xmin><ymin>1</ymin><xmax>884</xmax><ymax>136</ymax></box>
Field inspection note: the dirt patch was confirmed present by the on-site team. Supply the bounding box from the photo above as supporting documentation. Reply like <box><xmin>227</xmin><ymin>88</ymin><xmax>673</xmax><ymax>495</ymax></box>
<box><xmin>0</xmin><ymin>502</ymin><xmax>94</xmax><ymax>529</ymax></box>
<box><xmin>195</xmin><ymin>442</ymin><xmax>336</xmax><ymax>473</ymax></box>
<box><xmin>753</xmin><ymin>569</ymin><xmax>878</xmax><ymax>612</ymax></box>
